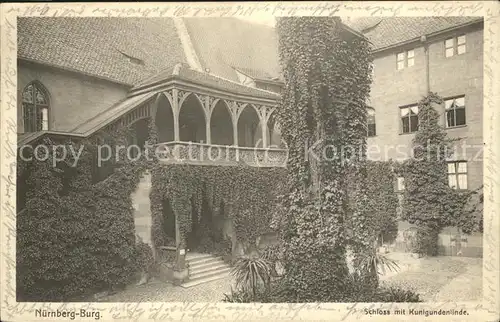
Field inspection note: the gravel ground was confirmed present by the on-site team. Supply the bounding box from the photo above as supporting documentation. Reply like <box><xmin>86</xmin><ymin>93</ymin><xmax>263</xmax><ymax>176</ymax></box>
<box><xmin>98</xmin><ymin>253</ymin><xmax>482</xmax><ymax>303</ymax></box>
<box><xmin>99</xmin><ymin>276</ymin><xmax>237</xmax><ymax>302</ymax></box>
<box><xmin>381</xmin><ymin>253</ymin><xmax>482</xmax><ymax>302</ymax></box>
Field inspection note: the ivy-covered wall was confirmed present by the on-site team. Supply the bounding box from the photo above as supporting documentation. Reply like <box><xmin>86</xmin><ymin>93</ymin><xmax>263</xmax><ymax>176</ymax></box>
<box><xmin>149</xmin><ymin>163</ymin><xmax>287</xmax><ymax>256</ymax></box>
<box><xmin>275</xmin><ymin>17</ymin><xmax>375</xmax><ymax>301</ymax></box>
<box><xmin>17</xmin><ymin>125</ymin><xmax>148</xmax><ymax>301</ymax></box>
<box><xmin>395</xmin><ymin>93</ymin><xmax>483</xmax><ymax>256</ymax></box>
<box><xmin>17</xmin><ymin>112</ymin><xmax>289</xmax><ymax>299</ymax></box>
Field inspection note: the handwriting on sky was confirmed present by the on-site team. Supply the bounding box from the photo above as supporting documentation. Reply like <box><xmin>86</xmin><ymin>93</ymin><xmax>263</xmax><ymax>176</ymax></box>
<box><xmin>7</xmin><ymin>2</ymin><xmax>484</xmax><ymax>18</ymax></box>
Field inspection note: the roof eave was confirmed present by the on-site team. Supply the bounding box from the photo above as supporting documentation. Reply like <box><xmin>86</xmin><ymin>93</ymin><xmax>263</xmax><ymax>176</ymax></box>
<box><xmin>129</xmin><ymin>70</ymin><xmax>280</xmax><ymax>101</ymax></box>
<box><xmin>372</xmin><ymin>17</ymin><xmax>483</xmax><ymax>54</ymax></box>
<box><xmin>18</xmin><ymin>57</ymin><xmax>134</xmax><ymax>87</ymax></box>
<box><xmin>18</xmin><ymin>130</ymin><xmax>86</xmax><ymax>145</ymax></box>
<box><xmin>340</xmin><ymin>22</ymin><xmax>370</xmax><ymax>42</ymax></box>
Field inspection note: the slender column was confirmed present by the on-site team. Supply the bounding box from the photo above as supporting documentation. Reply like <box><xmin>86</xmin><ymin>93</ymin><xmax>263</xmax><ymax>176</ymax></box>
<box><xmin>257</xmin><ymin>105</ymin><xmax>276</xmax><ymax>148</ymax></box>
<box><xmin>205</xmin><ymin>96</ymin><xmax>211</xmax><ymax>144</ymax></box>
<box><xmin>261</xmin><ymin>121</ymin><xmax>268</xmax><ymax>148</ymax></box>
<box><xmin>172</xmin><ymin>89</ymin><xmax>180</xmax><ymax>142</ymax></box>
<box><xmin>230</xmin><ymin>101</ymin><xmax>239</xmax><ymax>147</ymax></box>
<box><xmin>232</xmin><ymin>118</ymin><xmax>239</xmax><ymax>147</ymax></box>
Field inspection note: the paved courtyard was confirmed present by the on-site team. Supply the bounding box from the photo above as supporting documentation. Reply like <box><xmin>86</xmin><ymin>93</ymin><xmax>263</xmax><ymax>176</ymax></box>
<box><xmin>99</xmin><ymin>253</ymin><xmax>482</xmax><ymax>302</ymax></box>
<box><xmin>380</xmin><ymin>252</ymin><xmax>482</xmax><ymax>302</ymax></box>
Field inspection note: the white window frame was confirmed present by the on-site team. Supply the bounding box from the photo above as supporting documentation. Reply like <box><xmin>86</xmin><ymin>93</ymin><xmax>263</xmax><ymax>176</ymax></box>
<box><xmin>445</xmin><ymin>96</ymin><xmax>466</xmax><ymax>128</ymax></box>
<box><xmin>447</xmin><ymin>161</ymin><xmax>468</xmax><ymax>190</ymax></box>
<box><xmin>445</xmin><ymin>35</ymin><xmax>466</xmax><ymax>57</ymax></box>
<box><xmin>400</xmin><ymin>105</ymin><xmax>419</xmax><ymax>134</ymax></box>
<box><xmin>397</xmin><ymin>177</ymin><xmax>405</xmax><ymax>191</ymax></box>
<box><xmin>396</xmin><ymin>49</ymin><xmax>415</xmax><ymax>70</ymax></box>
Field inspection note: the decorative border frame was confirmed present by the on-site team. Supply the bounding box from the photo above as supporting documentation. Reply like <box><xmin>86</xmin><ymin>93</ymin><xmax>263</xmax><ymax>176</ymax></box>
<box><xmin>1</xmin><ymin>2</ymin><xmax>499</xmax><ymax>321</ymax></box>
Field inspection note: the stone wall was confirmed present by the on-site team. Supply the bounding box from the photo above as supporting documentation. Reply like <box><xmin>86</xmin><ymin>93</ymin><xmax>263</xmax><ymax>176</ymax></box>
<box><xmin>131</xmin><ymin>171</ymin><xmax>154</xmax><ymax>257</ymax></box>
<box><xmin>18</xmin><ymin>60</ymin><xmax>129</xmax><ymax>133</ymax></box>
<box><xmin>391</xmin><ymin>221</ymin><xmax>483</xmax><ymax>258</ymax></box>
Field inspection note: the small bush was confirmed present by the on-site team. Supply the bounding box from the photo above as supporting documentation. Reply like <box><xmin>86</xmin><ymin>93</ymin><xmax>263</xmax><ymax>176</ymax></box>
<box><xmin>222</xmin><ymin>287</ymin><xmax>255</xmax><ymax>303</ymax></box>
<box><xmin>135</xmin><ymin>239</ymin><xmax>154</xmax><ymax>273</ymax></box>
<box><xmin>232</xmin><ymin>254</ymin><xmax>271</xmax><ymax>299</ymax></box>
<box><xmin>414</xmin><ymin>226</ymin><xmax>440</xmax><ymax>256</ymax></box>
<box><xmin>373</xmin><ymin>286</ymin><xmax>422</xmax><ymax>302</ymax></box>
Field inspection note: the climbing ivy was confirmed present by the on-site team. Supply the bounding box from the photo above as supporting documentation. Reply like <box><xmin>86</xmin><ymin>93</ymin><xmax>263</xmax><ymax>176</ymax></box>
<box><xmin>149</xmin><ymin>163</ymin><xmax>286</xmax><ymax>253</ymax></box>
<box><xmin>400</xmin><ymin>92</ymin><xmax>482</xmax><ymax>256</ymax></box>
<box><xmin>275</xmin><ymin>17</ymin><xmax>373</xmax><ymax>301</ymax></box>
<box><xmin>352</xmin><ymin>161</ymin><xmax>399</xmax><ymax>245</ymax></box>
<box><xmin>17</xmin><ymin>122</ymin><xmax>148</xmax><ymax>301</ymax></box>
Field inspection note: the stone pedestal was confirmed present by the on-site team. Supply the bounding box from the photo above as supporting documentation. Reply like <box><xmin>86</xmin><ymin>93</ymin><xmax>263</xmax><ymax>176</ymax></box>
<box><xmin>172</xmin><ymin>268</ymin><xmax>189</xmax><ymax>285</ymax></box>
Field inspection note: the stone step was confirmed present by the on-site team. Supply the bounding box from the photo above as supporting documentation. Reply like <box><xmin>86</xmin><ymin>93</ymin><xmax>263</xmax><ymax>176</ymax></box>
<box><xmin>189</xmin><ymin>258</ymin><xmax>226</xmax><ymax>271</ymax></box>
<box><xmin>190</xmin><ymin>263</ymin><xmax>230</xmax><ymax>277</ymax></box>
<box><xmin>188</xmin><ymin>257</ymin><xmax>225</xmax><ymax>269</ymax></box>
<box><xmin>186</xmin><ymin>253</ymin><xmax>213</xmax><ymax>262</ymax></box>
<box><xmin>190</xmin><ymin>266</ymin><xmax>231</xmax><ymax>280</ymax></box>
<box><xmin>187</xmin><ymin>256</ymin><xmax>224</xmax><ymax>267</ymax></box>
<box><xmin>181</xmin><ymin>270</ymin><xmax>231</xmax><ymax>288</ymax></box>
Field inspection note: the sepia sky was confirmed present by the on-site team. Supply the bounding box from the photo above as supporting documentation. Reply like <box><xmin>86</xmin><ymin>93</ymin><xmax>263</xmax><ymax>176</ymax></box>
<box><xmin>237</xmin><ymin>16</ymin><xmax>276</xmax><ymax>27</ymax></box>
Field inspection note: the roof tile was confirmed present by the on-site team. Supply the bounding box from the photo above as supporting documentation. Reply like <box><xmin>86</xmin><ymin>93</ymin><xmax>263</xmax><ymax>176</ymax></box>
<box><xmin>345</xmin><ymin>17</ymin><xmax>482</xmax><ymax>51</ymax></box>
<box><xmin>18</xmin><ymin>17</ymin><xmax>188</xmax><ymax>85</ymax></box>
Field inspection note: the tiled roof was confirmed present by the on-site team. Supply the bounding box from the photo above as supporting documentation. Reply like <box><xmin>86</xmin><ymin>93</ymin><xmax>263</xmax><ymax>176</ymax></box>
<box><xmin>71</xmin><ymin>91</ymin><xmax>156</xmax><ymax>135</ymax></box>
<box><xmin>183</xmin><ymin>18</ymin><xmax>282</xmax><ymax>84</ymax></box>
<box><xmin>346</xmin><ymin>17</ymin><xmax>483</xmax><ymax>51</ymax></box>
<box><xmin>233</xmin><ymin>66</ymin><xmax>283</xmax><ymax>83</ymax></box>
<box><xmin>131</xmin><ymin>63</ymin><xmax>280</xmax><ymax>100</ymax></box>
<box><xmin>18</xmin><ymin>17</ymin><xmax>187</xmax><ymax>85</ymax></box>
<box><xmin>18</xmin><ymin>17</ymin><xmax>483</xmax><ymax>144</ymax></box>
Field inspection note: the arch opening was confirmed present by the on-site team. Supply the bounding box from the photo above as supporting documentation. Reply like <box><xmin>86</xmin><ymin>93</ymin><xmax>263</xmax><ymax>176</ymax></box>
<box><xmin>237</xmin><ymin>105</ymin><xmax>261</xmax><ymax>148</ymax></box>
<box><xmin>210</xmin><ymin>100</ymin><xmax>233</xmax><ymax>146</ymax></box>
<box><xmin>179</xmin><ymin>94</ymin><xmax>206</xmax><ymax>143</ymax></box>
<box><xmin>267</xmin><ymin>112</ymin><xmax>284</xmax><ymax>148</ymax></box>
<box><xmin>154</xmin><ymin>94</ymin><xmax>175</xmax><ymax>143</ymax></box>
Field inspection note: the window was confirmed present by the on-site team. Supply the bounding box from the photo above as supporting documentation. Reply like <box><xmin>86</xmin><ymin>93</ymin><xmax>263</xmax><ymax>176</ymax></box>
<box><xmin>396</xmin><ymin>50</ymin><xmax>415</xmax><ymax>70</ymax></box>
<box><xmin>22</xmin><ymin>82</ymin><xmax>49</xmax><ymax>132</ymax></box>
<box><xmin>397</xmin><ymin>177</ymin><xmax>405</xmax><ymax>191</ymax></box>
<box><xmin>445</xmin><ymin>96</ymin><xmax>466</xmax><ymax>128</ymax></box>
<box><xmin>445</xmin><ymin>35</ymin><xmax>466</xmax><ymax>57</ymax></box>
<box><xmin>448</xmin><ymin>161</ymin><xmax>467</xmax><ymax>189</ymax></box>
<box><xmin>400</xmin><ymin>105</ymin><xmax>419</xmax><ymax>133</ymax></box>
<box><xmin>407</xmin><ymin>50</ymin><xmax>415</xmax><ymax>67</ymax></box>
<box><xmin>367</xmin><ymin>108</ymin><xmax>376</xmax><ymax>137</ymax></box>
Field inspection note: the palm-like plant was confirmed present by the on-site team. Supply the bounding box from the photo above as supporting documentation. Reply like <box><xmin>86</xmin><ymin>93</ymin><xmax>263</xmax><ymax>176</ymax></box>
<box><xmin>359</xmin><ymin>250</ymin><xmax>400</xmax><ymax>276</ymax></box>
<box><xmin>231</xmin><ymin>253</ymin><xmax>271</xmax><ymax>300</ymax></box>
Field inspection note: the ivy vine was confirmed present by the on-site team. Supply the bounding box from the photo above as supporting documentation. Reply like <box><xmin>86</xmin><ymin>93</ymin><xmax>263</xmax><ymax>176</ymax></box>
<box><xmin>400</xmin><ymin>92</ymin><xmax>482</xmax><ymax>256</ymax></box>
<box><xmin>275</xmin><ymin>17</ymin><xmax>374</xmax><ymax>301</ymax></box>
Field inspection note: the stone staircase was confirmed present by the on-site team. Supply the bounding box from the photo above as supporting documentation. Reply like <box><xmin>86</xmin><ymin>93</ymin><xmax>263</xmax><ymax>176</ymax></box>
<box><xmin>181</xmin><ymin>253</ymin><xmax>232</xmax><ymax>288</ymax></box>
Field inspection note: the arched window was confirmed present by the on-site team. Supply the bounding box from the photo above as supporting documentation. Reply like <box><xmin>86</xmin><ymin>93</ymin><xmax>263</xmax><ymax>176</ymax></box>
<box><xmin>22</xmin><ymin>82</ymin><xmax>49</xmax><ymax>132</ymax></box>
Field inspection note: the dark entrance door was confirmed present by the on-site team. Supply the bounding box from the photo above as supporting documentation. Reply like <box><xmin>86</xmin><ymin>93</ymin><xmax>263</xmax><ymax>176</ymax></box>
<box><xmin>162</xmin><ymin>199</ymin><xmax>176</xmax><ymax>246</ymax></box>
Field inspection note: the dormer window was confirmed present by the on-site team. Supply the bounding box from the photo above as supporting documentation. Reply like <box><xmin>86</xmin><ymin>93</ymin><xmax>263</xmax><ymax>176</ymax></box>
<box><xmin>119</xmin><ymin>51</ymin><xmax>144</xmax><ymax>65</ymax></box>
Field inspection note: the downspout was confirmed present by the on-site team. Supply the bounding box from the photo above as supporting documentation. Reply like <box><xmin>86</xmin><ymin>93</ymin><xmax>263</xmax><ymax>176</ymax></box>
<box><xmin>421</xmin><ymin>35</ymin><xmax>430</xmax><ymax>94</ymax></box>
